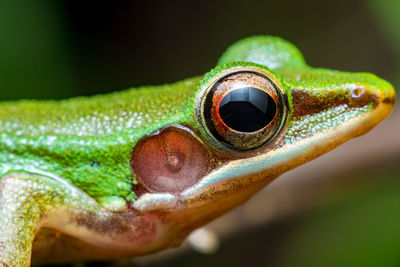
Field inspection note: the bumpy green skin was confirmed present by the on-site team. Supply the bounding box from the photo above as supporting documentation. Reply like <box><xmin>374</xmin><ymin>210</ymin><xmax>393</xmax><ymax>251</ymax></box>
<box><xmin>218</xmin><ymin>36</ymin><xmax>306</xmax><ymax>69</ymax></box>
<box><xmin>0</xmin><ymin>79</ymin><xmax>201</xmax><ymax>202</ymax></box>
<box><xmin>0</xmin><ymin>35</ymin><xmax>393</xmax><ymax>205</ymax></box>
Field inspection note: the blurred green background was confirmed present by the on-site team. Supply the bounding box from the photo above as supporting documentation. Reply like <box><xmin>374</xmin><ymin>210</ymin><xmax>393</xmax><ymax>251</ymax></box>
<box><xmin>1</xmin><ymin>1</ymin><xmax>399</xmax><ymax>266</ymax></box>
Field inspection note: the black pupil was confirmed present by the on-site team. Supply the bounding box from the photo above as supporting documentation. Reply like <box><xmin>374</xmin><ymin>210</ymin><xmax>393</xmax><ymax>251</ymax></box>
<box><xmin>218</xmin><ymin>87</ymin><xmax>276</xmax><ymax>132</ymax></box>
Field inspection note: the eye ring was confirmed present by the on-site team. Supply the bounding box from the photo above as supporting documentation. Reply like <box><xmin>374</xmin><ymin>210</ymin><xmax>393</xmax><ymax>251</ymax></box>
<box><xmin>198</xmin><ymin>66</ymin><xmax>286</xmax><ymax>150</ymax></box>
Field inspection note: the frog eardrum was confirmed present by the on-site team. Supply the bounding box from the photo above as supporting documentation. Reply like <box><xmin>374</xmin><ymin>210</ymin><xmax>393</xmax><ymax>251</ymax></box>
<box><xmin>200</xmin><ymin>67</ymin><xmax>287</xmax><ymax>150</ymax></box>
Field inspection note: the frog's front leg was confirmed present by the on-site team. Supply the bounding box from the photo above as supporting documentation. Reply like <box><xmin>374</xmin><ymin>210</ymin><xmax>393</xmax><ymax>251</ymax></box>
<box><xmin>0</xmin><ymin>172</ymin><xmax>104</xmax><ymax>266</ymax></box>
<box><xmin>0</xmin><ymin>171</ymin><xmax>174</xmax><ymax>266</ymax></box>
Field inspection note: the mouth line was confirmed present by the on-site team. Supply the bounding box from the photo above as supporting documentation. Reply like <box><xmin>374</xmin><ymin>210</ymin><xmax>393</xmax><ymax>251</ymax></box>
<box><xmin>133</xmin><ymin>101</ymin><xmax>392</xmax><ymax>212</ymax></box>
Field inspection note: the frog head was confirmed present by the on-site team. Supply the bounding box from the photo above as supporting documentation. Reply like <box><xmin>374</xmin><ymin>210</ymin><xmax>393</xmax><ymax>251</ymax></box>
<box><xmin>127</xmin><ymin>36</ymin><xmax>395</xmax><ymax>251</ymax></box>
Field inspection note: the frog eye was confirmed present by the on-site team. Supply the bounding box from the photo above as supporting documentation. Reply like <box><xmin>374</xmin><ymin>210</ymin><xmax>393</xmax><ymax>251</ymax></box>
<box><xmin>200</xmin><ymin>69</ymin><xmax>285</xmax><ymax>150</ymax></box>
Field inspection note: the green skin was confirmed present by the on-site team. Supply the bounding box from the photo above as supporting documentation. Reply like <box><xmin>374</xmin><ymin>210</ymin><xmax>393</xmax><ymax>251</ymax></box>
<box><xmin>0</xmin><ymin>36</ymin><xmax>395</xmax><ymax>266</ymax></box>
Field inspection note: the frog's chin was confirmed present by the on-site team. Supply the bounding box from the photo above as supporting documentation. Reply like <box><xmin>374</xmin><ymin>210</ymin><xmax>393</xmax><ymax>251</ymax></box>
<box><xmin>133</xmin><ymin>99</ymin><xmax>394</xmax><ymax>213</ymax></box>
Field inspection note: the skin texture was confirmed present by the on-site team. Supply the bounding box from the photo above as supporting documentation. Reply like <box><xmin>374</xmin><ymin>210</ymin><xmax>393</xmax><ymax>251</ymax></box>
<box><xmin>0</xmin><ymin>35</ymin><xmax>395</xmax><ymax>266</ymax></box>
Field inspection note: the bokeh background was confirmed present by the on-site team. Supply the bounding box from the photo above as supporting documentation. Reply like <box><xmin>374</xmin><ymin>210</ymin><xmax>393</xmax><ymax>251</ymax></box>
<box><xmin>1</xmin><ymin>1</ymin><xmax>399</xmax><ymax>266</ymax></box>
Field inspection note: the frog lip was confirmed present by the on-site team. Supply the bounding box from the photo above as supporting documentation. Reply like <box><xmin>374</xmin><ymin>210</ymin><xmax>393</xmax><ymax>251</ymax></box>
<box><xmin>133</xmin><ymin>86</ymin><xmax>395</xmax><ymax>212</ymax></box>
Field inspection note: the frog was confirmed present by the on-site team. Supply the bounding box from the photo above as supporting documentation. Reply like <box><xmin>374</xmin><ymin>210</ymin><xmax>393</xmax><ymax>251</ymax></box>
<box><xmin>0</xmin><ymin>35</ymin><xmax>395</xmax><ymax>266</ymax></box>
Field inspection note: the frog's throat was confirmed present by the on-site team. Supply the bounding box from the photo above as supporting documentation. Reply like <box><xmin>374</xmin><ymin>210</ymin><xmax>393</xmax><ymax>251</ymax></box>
<box><xmin>133</xmin><ymin>97</ymin><xmax>394</xmax><ymax>212</ymax></box>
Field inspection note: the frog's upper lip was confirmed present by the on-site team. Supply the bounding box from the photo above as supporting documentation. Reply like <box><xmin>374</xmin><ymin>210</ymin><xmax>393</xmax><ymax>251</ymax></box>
<box><xmin>133</xmin><ymin>81</ymin><xmax>395</xmax><ymax>212</ymax></box>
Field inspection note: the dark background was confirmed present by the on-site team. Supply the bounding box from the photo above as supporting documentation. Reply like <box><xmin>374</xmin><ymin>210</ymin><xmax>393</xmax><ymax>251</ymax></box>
<box><xmin>1</xmin><ymin>0</ymin><xmax>398</xmax><ymax>100</ymax></box>
<box><xmin>1</xmin><ymin>1</ymin><xmax>399</xmax><ymax>266</ymax></box>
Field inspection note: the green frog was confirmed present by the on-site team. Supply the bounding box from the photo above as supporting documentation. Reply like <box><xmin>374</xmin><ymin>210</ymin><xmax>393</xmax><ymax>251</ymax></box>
<box><xmin>0</xmin><ymin>35</ymin><xmax>395</xmax><ymax>266</ymax></box>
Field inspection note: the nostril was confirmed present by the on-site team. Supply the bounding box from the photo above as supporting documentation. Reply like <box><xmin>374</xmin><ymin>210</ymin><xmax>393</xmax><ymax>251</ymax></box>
<box><xmin>382</xmin><ymin>96</ymin><xmax>396</xmax><ymax>105</ymax></box>
<box><xmin>351</xmin><ymin>86</ymin><xmax>365</xmax><ymax>98</ymax></box>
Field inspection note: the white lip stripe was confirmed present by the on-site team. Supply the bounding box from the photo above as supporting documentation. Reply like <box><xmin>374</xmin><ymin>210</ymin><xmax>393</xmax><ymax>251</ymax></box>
<box><xmin>133</xmin><ymin>193</ymin><xmax>176</xmax><ymax>211</ymax></box>
<box><xmin>181</xmin><ymin>106</ymin><xmax>383</xmax><ymax>198</ymax></box>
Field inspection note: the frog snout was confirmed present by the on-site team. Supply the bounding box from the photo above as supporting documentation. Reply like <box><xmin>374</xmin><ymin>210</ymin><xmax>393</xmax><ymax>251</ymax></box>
<box><xmin>350</xmin><ymin>76</ymin><xmax>396</xmax><ymax>128</ymax></box>
<box><xmin>353</xmin><ymin>74</ymin><xmax>396</xmax><ymax>108</ymax></box>
<box><xmin>346</xmin><ymin>78</ymin><xmax>396</xmax><ymax>115</ymax></box>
